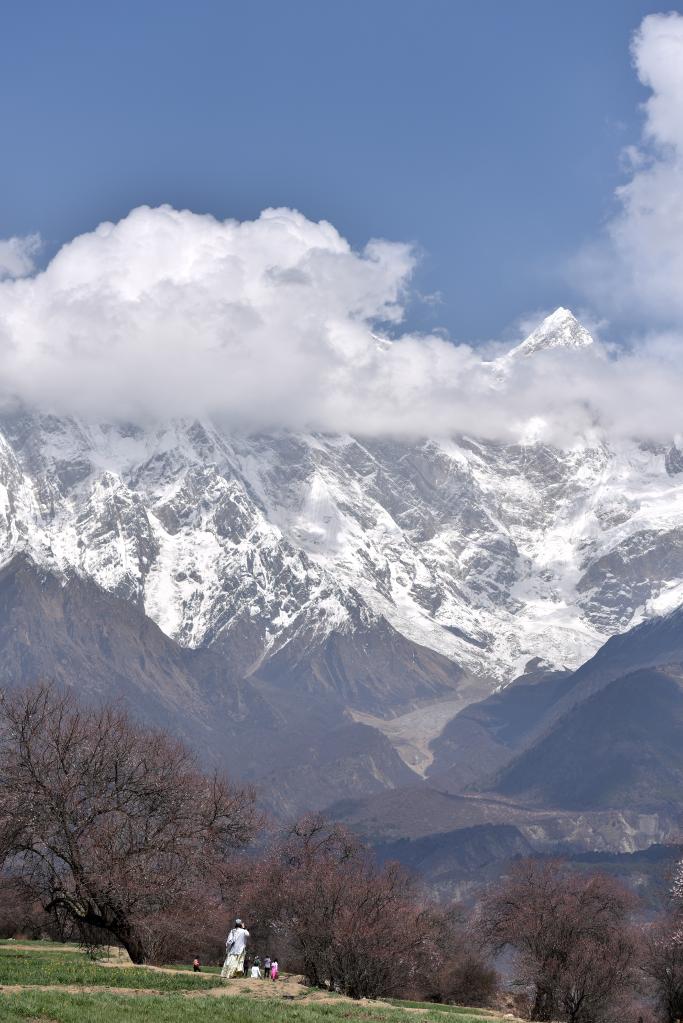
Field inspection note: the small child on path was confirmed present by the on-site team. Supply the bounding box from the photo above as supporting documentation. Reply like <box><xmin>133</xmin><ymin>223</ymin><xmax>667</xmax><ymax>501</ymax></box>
<box><xmin>250</xmin><ymin>963</ymin><xmax>262</xmax><ymax>979</ymax></box>
<box><xmin>263</xmin><ymin>955</ymin><xmax>271</xmax><ymax>979</ymax></box>
<box><xmin>192</xmin><ymin>957</ymin><xmax>201</xmax><ymax>973</ymax></box>
<box><xmin>270</xmin><ymin>958</ymin><xmax>279</xmax><ymax>981</ymax></box>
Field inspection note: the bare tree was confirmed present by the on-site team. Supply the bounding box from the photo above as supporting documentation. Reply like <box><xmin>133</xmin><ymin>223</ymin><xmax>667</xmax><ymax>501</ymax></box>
<box><xmin>420</xmin><ymin>905</ymin><xmax>498</xmax><ymax>1007</ymax></box>
<box><xmin>0</xmin><ymin>683</ymin><xmax>261</xmax><ymax>963</ymax></box>
<box><xmin>0</xmin><ymin>874</ymin><xmax>48</xmax><ymax>939</ymax></box>
<box><xmin>242</xmin><ymin>814</ymin><xmax>475</xmax><ymax>1000</ymax></box>
<box><xmin>642</xmin><ymin>916</ymin><xmax>683</xmax><ymax>1023</ymax></box>
<box><xmin>671</xmin><ymin>858</ymin><xmax>683</xmax><ymax>904</ymax></box>
<box><xmin>477</xmin><ymin>859</ymin><xmax>638</xmax><ymax>1023</ymax></box>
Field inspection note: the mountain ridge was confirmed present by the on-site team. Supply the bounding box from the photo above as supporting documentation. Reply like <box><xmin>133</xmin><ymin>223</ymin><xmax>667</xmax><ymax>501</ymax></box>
<box><xmin>1</xmin><ymin>307</ymin><xmax>683</xmax><ymax>796</ymax></box>
<box><xmin>0</xmin><ymin>308</ymin><xmax>682</xmax><ymax>709</ymax></box>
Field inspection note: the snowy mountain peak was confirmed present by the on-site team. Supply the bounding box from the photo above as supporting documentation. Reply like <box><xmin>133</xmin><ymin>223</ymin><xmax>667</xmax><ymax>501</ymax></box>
<box><xmin>0</xmin><ymin>404</ymin><xmax>681</xmax><ymax>701</ymax></box>
<box><xmin>509</xmin><ymin>307</ymin><xmax>594</xmax><ymax>358</ymax></box>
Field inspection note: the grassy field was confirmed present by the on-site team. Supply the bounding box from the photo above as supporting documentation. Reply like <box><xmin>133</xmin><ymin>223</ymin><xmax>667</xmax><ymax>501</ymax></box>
<box><xmin>165</xmin><ymin>960</ymin><xmax>223</xmax><ymax>975</ymax></box>
<box><xmin>0</xmin><ymin>940</ymin><xmax>509</xmax><ymax>1023</ymax></box>
<box><xmin>0</xmin><ymin>943</ymin><xmax>216</xmax><ymax>991</ymax></box>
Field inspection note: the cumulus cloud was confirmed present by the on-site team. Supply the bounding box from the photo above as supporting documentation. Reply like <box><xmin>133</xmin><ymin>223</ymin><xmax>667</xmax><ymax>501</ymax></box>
<box><xmin>0</xmin><ymin>206</ymin><xmax>424</xmax><ymax>429</ymax></box>
<box><xmin>575</xmin><ymin>12</ymin><xmax>683</xmax><ymax>325</ymax></box>
<box><xmin>0</xmin><ymin>234</ymin><xmax>41</xmax><ymax>280</ymax></box>
<box><xmin>0</xmin><ymin>203</ymin><xmax>682</xmax><ymax>445</ymax></box>
<box><xmin>2</xmin><ymin>16</ymin><xmax>683</xmax><ymax>446</ymax></box>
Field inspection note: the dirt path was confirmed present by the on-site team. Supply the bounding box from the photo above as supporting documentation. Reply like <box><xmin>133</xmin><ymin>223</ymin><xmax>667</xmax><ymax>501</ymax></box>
<box><xmin>2</xmin><ymin>942</ymin><xmax>130</xmax><ymax>964</ymax></box>
<box><xmin>108</xmin><ymin>962</ymin><xmax>331</xmax><ymax>1000</ymax></box>
<box><xmin>1</xmin><ymin>943</ymin><xmax>82</xmax><ymax>954</ymax></box>
<box><xmin>0</xmin><ymin>984</ymin><xmax>165</xmax><ymax>996</ymax></box>
<box><xmin>0</xmin><ymin>977</ymin><xmax>378</xmax><ymax>1006</ymax></box>
<box><xmin>184</xmin><ymin>974</ymin><xmax>345</xmax><ymax>1001</ymax></box>
<box><xmin>0</xmin><ymin>952</ymin><xmax>524</xmax><ymax>1019</ymax></box>
<box><xmin>0</xmin><ymin>970</ymin><xmax>338</xmax><ymax>1003</ymax></box>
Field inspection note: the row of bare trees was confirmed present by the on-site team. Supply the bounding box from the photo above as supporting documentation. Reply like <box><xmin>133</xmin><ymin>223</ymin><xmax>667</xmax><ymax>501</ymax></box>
<box><xmin>1</xmin><ymin>682</ymin><xmax>683</xmax><ymax>1021</ymax></box>
<box><xmin>240</xmin><ymin>815</ymin><xmax>495</xmax><ymax>1002</ymax></box>
<box><xmin>0</xmin><ymin>683</ymin><xmax>494</xmax><ymax>1002</ymax></box>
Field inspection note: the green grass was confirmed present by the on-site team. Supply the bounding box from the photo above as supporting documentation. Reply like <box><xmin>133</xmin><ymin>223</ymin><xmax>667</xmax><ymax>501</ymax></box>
<box><xmin>0</xmin><ymin>941</ymin><xmax>505</xmax><ymax>1023</ymax></box>
<box><xmin>0</xmin><ymin>938</ymin><xmax>81</xmax><ymax>952</ymax></box>
<box><xmin>382</xmin><ymin>998</ymin><xmax>498</xmax><ymax>1015</ymax></box>
<box><xmin>0</xmin><ymin>990</ymin><xmax>502</xmax><ymax>1023</ymax></box>
<box><xmin>0</xmin><ymin>946</ymin><xmax>216</xmax><ymax>991</ymax></box>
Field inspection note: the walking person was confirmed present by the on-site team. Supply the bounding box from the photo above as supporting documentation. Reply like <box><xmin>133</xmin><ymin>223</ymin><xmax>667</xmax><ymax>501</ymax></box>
<box><xmin>250</xmin><ymin>961</ymin><xmax>262</xmax><ymax>979</ymax></box>
<box><xmin>263</xmin><ymin>954</ymin><xmax>271</xmax><ymax>980</ymax></box>
<box><xmin>221</xmin><ymin>918</ymin><xmax>250</xmax><ymax>980</ymax></box>
<box><xmin>270</xmin><ymin>958</ymin><xmax>279</xmax><ymax>981</ymax></box>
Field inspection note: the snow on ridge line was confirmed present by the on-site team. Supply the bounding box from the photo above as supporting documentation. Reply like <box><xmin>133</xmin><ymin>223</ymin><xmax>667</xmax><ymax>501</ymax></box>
<box><xmin>0</xmin><ymin>368</ymin><xmax>683</xmax><ymax>693</ymax></box>
<box><xmin>507</xmin><ymin>307</ymin><xmax>595</xmax><ymax>359</ymax></box>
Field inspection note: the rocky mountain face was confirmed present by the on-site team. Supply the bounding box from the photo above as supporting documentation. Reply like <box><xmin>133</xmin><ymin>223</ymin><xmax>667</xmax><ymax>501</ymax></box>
<box><xmin>430</xmin><ymin>600</ymin><xmax>683</xmax><ymax>792</ymax></box>
<box><xmin>494</xmin><ymin>664</ymin><xmax>683</xmax><ymax>811</ymax></box>
<box><xmin>2</xmin><ymin>306</ymin><xmax>683</xmax><ymax>838</ymax></box>
<box><xmin>427</xmin><ymin>663</ymin><xmax>574</xmax><ymax>791</ymax></box>
<box><xmin>505</xmin><ymin>306</ymin><xmax>594</xmax><ymax>358</ymax></box>
<box><xmin>0</xmin><ymin>555</ymin><xmax>416</xmax><ymax>811</ymax></box>
<box><xmin>330</xmin><ymin>771</ymin><xmax>679</xmax><ymax>901</ymax></box>
<box><xmin>473</xmin><ymin>601</ymin><xmax>683</xmax><ymax>813</ymax></box>
<box><xmin>332</xmin><ymin>598</ymin><xmax>683</xmax><ymax>896</ymax></box>
<box><xmin>374</xmin><ymin>824</ymin><xmax>535</xmax><ymax>901</ymax></box>
<box><xmin>1</xmin><ymin>307</ymin><xmax>683</xmax><ymax>704</ymax></box>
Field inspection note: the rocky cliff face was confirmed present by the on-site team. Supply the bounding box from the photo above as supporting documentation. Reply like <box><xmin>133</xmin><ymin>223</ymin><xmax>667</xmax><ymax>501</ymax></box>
<box><xmin>1</xmin><ymin>309</ymin><xmax>683</xmax><ymax>716</ymax></box>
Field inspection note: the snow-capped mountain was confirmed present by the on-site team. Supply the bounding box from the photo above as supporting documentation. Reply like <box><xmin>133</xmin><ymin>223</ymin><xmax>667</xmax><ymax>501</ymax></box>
<box><xmin>507</xmin><ymin>306</ymin><xmax>594</xmax><ymax>357</ymax></box>
<box><xmin>1</xmin><ymin>306</ymin><xmax>683</xmax><ymax>712</ymax></box>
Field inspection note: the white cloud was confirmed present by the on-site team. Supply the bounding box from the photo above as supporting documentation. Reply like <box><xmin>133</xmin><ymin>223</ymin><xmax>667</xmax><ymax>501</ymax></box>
<box><xmin>3</xmin><ymin>16</ymin><xmax>683</xmax><ymax>449</ymax></box>
<box><xmin>0</xmin><ymin>206</ymin><xmax>424</xmax><ymax>428</ymax></box>
<box><xmin>0</xmin><ymin>234</ymin><xmax>41</xmax><ymax>280</ymax></box>
<box><xmin>575</xmin><ymin>12</ymin><xmax>683</xmax><ymax>325</ymax></box>
<box><xmin>0</xmin><ymin>204</ymin><xmax>683</xmax><ymax>445</ymax></box>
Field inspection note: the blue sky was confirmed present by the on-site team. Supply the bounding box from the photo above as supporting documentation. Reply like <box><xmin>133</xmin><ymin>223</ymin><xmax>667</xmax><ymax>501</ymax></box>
<box><xmin>0</xmin><ymin>0</ymin><xmax>669</xmax><ymax>342</ymax></box>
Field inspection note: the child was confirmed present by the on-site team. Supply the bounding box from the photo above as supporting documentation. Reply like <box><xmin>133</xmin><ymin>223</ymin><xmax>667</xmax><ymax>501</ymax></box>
<box><xmin>193</xmin><ymin>957</ymin><xmax>201</xmax><ymax>973</ymax></box>
<box><xmin>263</xmin><ymin>955</ymin><xmax>271</xmax><ymax>979</ymax></box>
<box><xmin>270</xmin><ymin>958</ymin><xmax>279</xmax><ymax>981</ymax></box>
<box><xmin>250</xmin><ymin>962</ymin><xmax>262</xmax><ymax>979</ymax></box>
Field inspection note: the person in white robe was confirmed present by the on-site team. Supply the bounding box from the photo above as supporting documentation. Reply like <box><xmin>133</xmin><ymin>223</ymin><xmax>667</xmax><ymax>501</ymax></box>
<box><xmin>221</xmin><ymin>918</ymin><xmax>250</xmax><ymax>979</ymax></box>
